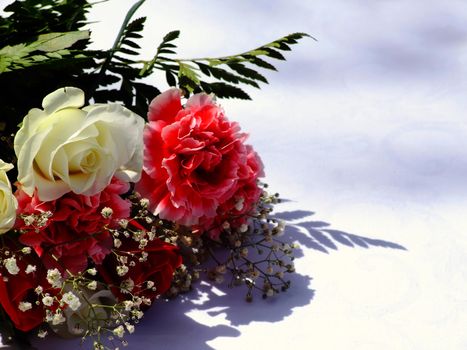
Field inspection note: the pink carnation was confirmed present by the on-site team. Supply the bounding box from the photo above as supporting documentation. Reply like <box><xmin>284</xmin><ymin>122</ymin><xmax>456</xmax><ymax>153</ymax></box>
<box><xmin>136</xmin><ymin>88</ymin><xmax>263</xmax><ymax>229</ymax></box>
<box><xmin>15</xmin><ymin>178</ymin><xmax>131</xmax><ymax>274</ymax></box>
<box><xmin>203</xmin><ymin>145</ymin><xmax>264</xmax><ymax>238</ymax></box>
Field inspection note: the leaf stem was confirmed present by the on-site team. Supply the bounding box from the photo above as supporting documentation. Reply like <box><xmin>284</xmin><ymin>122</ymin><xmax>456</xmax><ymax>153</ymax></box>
<box><xmin>163</xmin><ymin>33</ymin><xmax>314</xmax><ymax>63</ymax></box>
<box><xmin>95</xmin><ymin>0</ymin><xmax>145</xmax><ymax>90</ymax></box>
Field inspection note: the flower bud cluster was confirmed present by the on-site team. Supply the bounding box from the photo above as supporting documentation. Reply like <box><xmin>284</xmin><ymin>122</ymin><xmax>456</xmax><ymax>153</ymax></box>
<box><xmin>18</xmin><ymin>211</ymin><xmax>53</xmax><ymax>232</ymax></box>
<box><xmin>164</xmin><ymin>184</ymin><xmax>297</xmax><ymax>302</ymax></box>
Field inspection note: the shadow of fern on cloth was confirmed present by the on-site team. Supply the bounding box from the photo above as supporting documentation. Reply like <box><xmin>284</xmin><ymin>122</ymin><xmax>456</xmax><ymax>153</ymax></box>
<box><xmin>274</xmin><ymin>208</ymin><xmax>406</xmax><ymax>255</ymax></box>
<box><xmin>186</xmin><ymin>204</ymin><xmax>407</xmax><ymax>330</ymax></box>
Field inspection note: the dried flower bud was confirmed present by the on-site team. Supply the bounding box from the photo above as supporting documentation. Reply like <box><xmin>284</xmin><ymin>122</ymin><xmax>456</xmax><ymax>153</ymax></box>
<box><xmin>18</xmin><ymin>301</ymin><xmax>32</xmax><ymax>312</ymax></box>
<box><xmin>21</xmin><ymin>247</ymin><xmax>32</xmax><ymax>254</ymax></box>
<box><xmin>100</xmin><ymin>207</ymin><xmax>113</xmax><ymax>219</ymax></box>
<box><xmin>3</xmin><ymin>257</ymin><xmax>19</xmax><ymax>275</ymax></box>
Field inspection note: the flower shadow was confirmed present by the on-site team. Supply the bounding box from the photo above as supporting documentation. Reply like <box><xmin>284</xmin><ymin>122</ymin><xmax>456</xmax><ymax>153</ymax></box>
<box><xmin>195</xmin><ymin>271</ymin><xmax>314</xmax><ymax>327</ymax></box>
<box><xmin>29</xmin><ymin>295</ymin><xmax>241</xmax><ymax>350</ymax></box>
<box><xmin>25</xmin><ymin>207</ymin><xmax>405</xmax><ymax>350</ymax></box>
<box><xmin>187</xmin><ymin>206</ymin><xmax>405</xmax><ymax>329</ymax></box>
<box><xmin>125</xmin><ymin>297</ymin><xmax>241</xmax><ymax>350</ymax></box>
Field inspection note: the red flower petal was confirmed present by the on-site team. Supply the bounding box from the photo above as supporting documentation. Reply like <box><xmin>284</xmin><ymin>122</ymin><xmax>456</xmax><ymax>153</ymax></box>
<box><xmin>148</xmin><ymin>88</ymin><xmax>182</xmax><ymax>123</ymax></box>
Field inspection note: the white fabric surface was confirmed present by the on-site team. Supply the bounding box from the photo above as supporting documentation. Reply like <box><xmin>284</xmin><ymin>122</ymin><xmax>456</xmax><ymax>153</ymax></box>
<box><xmin>3</xmin><ymin>0</ymin><xmax>467</xmax><ymax>349</ymax></box>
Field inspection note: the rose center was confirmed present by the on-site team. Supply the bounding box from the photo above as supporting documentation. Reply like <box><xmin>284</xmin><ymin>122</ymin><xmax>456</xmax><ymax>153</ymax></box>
<box><xmin>67</xmin><ymin>145</ymin><xmax>102</xmax><ymax>175</ymax></box>
<box><xmin>80</xmin><ymin>150</ymin><xmax>99</xmax><ymax>172</ymax></box>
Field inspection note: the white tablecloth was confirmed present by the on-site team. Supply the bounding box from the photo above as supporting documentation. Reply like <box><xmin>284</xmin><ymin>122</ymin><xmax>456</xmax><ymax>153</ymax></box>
<box><xmin>3</xmin><ymin>0</ymin><xmax>467</xmax><ymax>349</ymax></box>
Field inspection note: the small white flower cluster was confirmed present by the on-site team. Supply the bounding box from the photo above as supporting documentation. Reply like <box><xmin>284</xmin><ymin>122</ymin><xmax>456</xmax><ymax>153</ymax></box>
<box><xmin>165</xmin><ymin>264</ymin><xmax>195</xmax><ymax>298</ymax></box>
<box><xmin>3</xmin><ymin>256</ymin><xmax>20</xmax><ymax>275</ymax></box>
<box><xmin>62</xmin><ymin>291</ymin><xmax>81</xmax><ymax>311</ymax></box>
<box><xmin>0</xmin><ymin>182</ymin><xmax>293</xmax><ymax>350</ymax></box>
<box><xmin>28</xmin><ymin>264</ymin><xmax>145</xmax><ymax>349</ymax></box>
<box><xmin>0</xmin><ymin>247</ymin><xmax>96</xmax><ymax>326</ymax></box>
<box><xmin>101</xmin><ymin>207</ymin><xmax>114</xmax><ymax>219</ymax></box>
<box><xmin>18</xmin><ymin>301</ymin><xmax>32</xmax><ymax>312</ymax></box>
<box><xmin>45</xmin><ymin>309</ymin><xmax>66</xmax><ymax>325</ymax></box>
<box><xmin>19</xmin><ymin>211</ymin><xmax>53</xmax><ymax>231</ymax></box>
<box><xmin>198</xmin><ymin>185</ymin><xmax>296</xmax><ymax>302</ymax></box>
<box><xmin>0</xmin><ymin>247</ymin><xmax>39</xmax><ymax>316</ymax></box>
<box><xmin>46</xmin><ymin>268</ymin><xmax>63</xmax><ymax>288</ymax></box>
<box><xmin>51</xmin><ymin>196</ymin><xmax>176</xmax><ymax>348</ymax></box>
<box><xmin>0</xmin><ymin>245</ymin><xmax>36</xmax><ymax>277</ymax></box>
<box><xmin>108</xmin><ymin>206</ymin><xmax>158</xmax><ymax>256</ymax></box>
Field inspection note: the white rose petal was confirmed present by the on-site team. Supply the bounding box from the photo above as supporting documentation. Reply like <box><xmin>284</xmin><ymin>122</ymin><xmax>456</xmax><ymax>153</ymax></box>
<box><xmin>14</xmin><ymin>87</ymin><xmax>144</xmax><ymax>201</ymax></box>
<box><xmin>0</xmin><ymin>160</ymin><xmax>17</xmax><ymax>234</ymax></box>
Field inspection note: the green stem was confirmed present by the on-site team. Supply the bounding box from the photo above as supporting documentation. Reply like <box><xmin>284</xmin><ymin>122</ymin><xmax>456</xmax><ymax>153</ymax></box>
<box><xmin>95</xmin><ymin>0</ymin><xmax>145</xmax><ymax>89</ymax></box>
<box><xmin>160</xmin><ymin>34</ymin><xmax>311</xmax><ymax>63</ymax></box>
<box><xmin>139</xmin><ymin>37</ymin><xmax>284</xmax><ymax>76</ymax></box>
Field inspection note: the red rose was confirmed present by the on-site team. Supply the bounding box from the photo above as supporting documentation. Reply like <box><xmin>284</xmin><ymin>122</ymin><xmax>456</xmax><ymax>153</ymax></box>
<box><xmin>136</xmin><ymin>88</ymin><xmax>263</xmax><ymax>228</ymax></box>
<box><xmin>0</xmin><ymin>240</ymin><xmax>54</xmax><ymax>331</ymax></box>
<box><xmin>97</xmin><ymin>221</ymin><xmax>182</xmax><ymax>301</ymax></box>
<box><xmin>16</xmin><ymin>178</ymin><xmax>131</xmax><ymax>274</ymax></box>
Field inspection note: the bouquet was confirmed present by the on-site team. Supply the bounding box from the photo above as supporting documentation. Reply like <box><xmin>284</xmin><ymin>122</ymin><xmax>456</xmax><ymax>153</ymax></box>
<box><xmin>0</xmin><ymin>1</ymin><xmax>309</xmax><ymax>348</ymax></box>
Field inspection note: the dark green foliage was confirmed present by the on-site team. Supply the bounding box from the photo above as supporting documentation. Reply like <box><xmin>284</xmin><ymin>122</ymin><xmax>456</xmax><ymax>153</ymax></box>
<box><xmin>0</xmin><ymin>0</ymin><xmax>91</xmax><ymax>47</ymax></box>
<box><xmin>0</xmin><ymin>0</ymin><xmax>97</xmax><ymax>166</ymax></box>
<box><xmin>200</xmin><ymin>82</ymin><xmax>251</xmax><ymax>100</ymax></box>
<box><xmin>146</xmin><ymin>32</ymin><xmax>312</xmax><ymax>99</ymax></box>
<box><xmin>0</xmin><ymin>0</ymin><xmax>310</xmax><ymax>168</ymax></box>
<box><xmin>93</xmin><ymin>14</ymin><xmax>153</xmax><ymax>115</ymax></box>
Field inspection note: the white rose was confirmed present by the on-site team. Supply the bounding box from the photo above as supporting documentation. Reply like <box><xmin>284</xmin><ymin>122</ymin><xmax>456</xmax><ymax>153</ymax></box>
<box><xmin>0</xmin><ymin>160</ymin><xmax>17</xmax><ymax>234</ymax></box>
<box><xmin>14</xmin><ymin>87</ymin><xmax>144</xmax><ymax>201</ymax></box>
